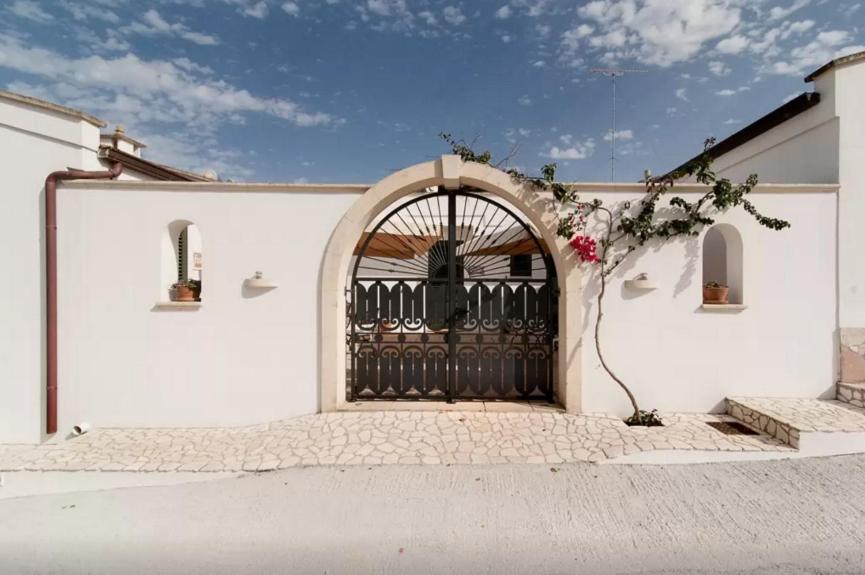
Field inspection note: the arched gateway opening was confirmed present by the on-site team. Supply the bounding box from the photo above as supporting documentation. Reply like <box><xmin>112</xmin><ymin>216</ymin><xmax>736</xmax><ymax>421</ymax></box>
<box><xmin>320</xmin><ymin>156</ymin><xmax>582</xmax><ymax>413</ymax></box>
<box><xmin>348</xmin><ymin>187</ymin><xmax>558</xmax><ymax>402</ymax></box>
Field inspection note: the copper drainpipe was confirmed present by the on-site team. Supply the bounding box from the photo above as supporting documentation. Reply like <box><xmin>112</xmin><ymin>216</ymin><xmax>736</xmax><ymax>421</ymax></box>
<box><xmin>45</xmin><ymin>163</ymin><xmax>122</xmax><ymax>434</ymax></box>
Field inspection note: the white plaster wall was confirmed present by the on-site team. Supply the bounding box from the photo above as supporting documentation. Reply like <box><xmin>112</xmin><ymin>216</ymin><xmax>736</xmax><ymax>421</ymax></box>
<box><xmin>578</xmin><ymin>191</ymin><xmax>838</xmax><ymax>416</ymax></box>
<box><xmin>711</xmin><ymin>75</ymin><xmax>838</xmax><ymax>184</ymax></box>
<box><xmin>56</xmin><ymin>187</ymin><xmax>359</xmax><ymax>433</ymax></box>
<box><xmin>0</xmin><ymin>100</ymin><xmax>105</xmax><ymax>443</ymax></box>
<box><xmin>834</xmin><ymin>64</ymin><xmax>865</xmax><ymax>327</ymax></box>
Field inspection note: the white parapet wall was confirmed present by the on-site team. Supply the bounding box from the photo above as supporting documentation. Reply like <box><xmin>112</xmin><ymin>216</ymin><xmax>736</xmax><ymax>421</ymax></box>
<box><xmin>46</xmin><ymin>177</ymin><xmax>839</xmax><ymax>436</ymax></box>
<box><xmin>56</xmin><ymin>182</ymin><xmax>364</xmax><ymax>436</ymax></box>
<box><xmin>577</xmin><ymin>187</ymin><xmax>838</xmax><ymax>416</ymax></box>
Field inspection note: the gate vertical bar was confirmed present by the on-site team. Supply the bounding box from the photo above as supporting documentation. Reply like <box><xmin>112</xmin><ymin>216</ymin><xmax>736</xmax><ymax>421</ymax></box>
<box><xmin>349</xmin><ymin>283</ymin><xmax>356</xmax><ymax>401</ymax></box>
<box><xmin>546</xmin><ymin>256</ymin><xmax>556</xmax><ymax>404</ymax></box>
<box><xmin>447</xmin><ymin>190</ymin><xmax>457</xmax><ymax>403</ymax></box>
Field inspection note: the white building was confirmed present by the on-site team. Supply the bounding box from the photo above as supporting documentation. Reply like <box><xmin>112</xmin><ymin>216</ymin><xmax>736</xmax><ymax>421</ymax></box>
<box><xmin>1</xmin><ymin>52</ymin><xmax>863</xmax><ymax>445</ymax></box>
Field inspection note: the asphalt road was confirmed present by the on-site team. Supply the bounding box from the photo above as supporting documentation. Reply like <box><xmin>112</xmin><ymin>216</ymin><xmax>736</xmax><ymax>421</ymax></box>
<box><xmin>2</xmin><ymin>455</ymin><xmax>865</xmax><ymax>574</ymax></box>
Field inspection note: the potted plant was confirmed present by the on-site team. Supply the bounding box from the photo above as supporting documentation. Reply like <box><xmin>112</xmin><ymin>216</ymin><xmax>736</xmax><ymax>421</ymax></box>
<box><xmin>703</xmin><ymin>281</ymin><xmax>729</xmax><ymax>304</ymax></box>
<box><xmin>171</xmin><ymin>280</ymin><xmax>198</xmax><ymax>302</ymax></box>
<box><xmin>187</xmin><ymin>278</ymin><xmax>202</xmax><ymax>301</ymax></box>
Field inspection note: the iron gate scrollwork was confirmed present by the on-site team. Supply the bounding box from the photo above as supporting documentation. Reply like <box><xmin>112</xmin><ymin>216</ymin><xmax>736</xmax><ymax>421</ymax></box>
<box><xmin>347</xmin><ymin>188</ymin><xmax>557</xmax><ymax>402</ymax></box>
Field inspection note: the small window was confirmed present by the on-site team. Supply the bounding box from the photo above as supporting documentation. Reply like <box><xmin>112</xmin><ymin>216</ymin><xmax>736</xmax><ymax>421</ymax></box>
<box><xmin>509</xmin><ymin>254</ymin><xmax>533</xmax><ymax>277</ymax></box>
<box><xmin>702</xmin><ymin>224</ymin><xmax>743</xmax><ymax>305</ymax></box>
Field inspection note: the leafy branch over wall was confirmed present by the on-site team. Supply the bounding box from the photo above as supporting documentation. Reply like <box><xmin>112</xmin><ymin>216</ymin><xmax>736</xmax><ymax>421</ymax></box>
<box><xmin>441</xmin><ymin>133</ymin><xmax>791</xmax><ymax>425</ymax></box>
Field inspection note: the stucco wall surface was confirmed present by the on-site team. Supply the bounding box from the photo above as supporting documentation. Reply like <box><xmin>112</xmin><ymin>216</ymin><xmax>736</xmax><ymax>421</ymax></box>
<box><xmin>578</xmin><ymin>190</ymin><xmax>838</xmax><ymax>416</ymax></box>
<box><xmin>56</xmin><ymin>187</ymin><xmax>359</xmax><ymax>434</ymax></box>
<box><xmin>53</xmin><ymin>181</ymin><xmax>837</xmax><ymax>431</ymax></box>
<box><xmin>0</xmin><ymin>101</ymin><xmax>105</xmax><ymax>443</ymax></box>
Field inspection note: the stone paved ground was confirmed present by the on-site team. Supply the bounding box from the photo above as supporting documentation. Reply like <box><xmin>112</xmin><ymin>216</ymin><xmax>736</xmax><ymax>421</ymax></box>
<box><xmin>0</xmin><ymin>410</ymin><xmax>791</xmax><ymax>472</ymax></box>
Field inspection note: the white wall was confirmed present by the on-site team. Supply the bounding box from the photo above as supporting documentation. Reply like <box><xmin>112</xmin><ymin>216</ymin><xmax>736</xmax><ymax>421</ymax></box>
<box><xmin>0</xmin><ymin>99</ymin><xmax>105</xmax><ymax>443</ymax></box>
<box><xmin>56</xmin><ymin>186</ymin><xmax>359</xmax><ymax>434</ymax></box>
<box><xmin>52</xmin><ymin>181</ymin><xmax>837</xmax><ymax>431</ymax></box>
<box><xmin>711</xmin><ymin>75</ymin><xmax>839</xmax><ymax>184</ymax></box>
<box><xmin>578</xmin><ymin>190</ymin><xmax>838</xmax><ymax>416</ymax></box>
<box><xmin>834</xmin><ymin>64</ymin><xmax>865</xmax><ymax>327</ymax></box>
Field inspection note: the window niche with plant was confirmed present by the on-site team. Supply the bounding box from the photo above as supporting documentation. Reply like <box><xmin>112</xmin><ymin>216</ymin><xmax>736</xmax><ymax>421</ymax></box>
<box><xmin>441</xmin><ymin>134</ymin><xmax>790</xmax><ymax>426</ymax></box>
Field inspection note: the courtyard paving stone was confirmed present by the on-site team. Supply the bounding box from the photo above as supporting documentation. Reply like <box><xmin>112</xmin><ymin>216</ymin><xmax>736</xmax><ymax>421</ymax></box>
<box><xmin>0</xmin><ymin>410</ymin><xmax>794</xmax><ymax>472</ymax></box>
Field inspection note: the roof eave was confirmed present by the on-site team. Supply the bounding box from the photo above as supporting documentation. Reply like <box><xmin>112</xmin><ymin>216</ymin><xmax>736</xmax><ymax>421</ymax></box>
<box><xmin>98</xmin><ymin>146</ymin><xmax>210</xmax><ymax>182</ymax></box>
<box><xmin>804</xmin><ymin>50</ymin><xmax>865</xmax><ymax>82</ymax></box>
<box><xmin>662</xmin><ymin>91</ymin><xmax>821</xmax><ymax>180</ymax></box>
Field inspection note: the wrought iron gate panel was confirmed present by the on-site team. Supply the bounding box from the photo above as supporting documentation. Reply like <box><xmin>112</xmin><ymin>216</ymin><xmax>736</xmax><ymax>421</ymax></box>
<box><xmin>348</xmin><ymin>188</ymin><xmax>557</xmax><ymax>402</ymax></box>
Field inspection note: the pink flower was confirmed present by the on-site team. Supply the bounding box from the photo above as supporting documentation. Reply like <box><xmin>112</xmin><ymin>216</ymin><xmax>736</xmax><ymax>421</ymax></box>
<box><xmin>569</xmin><ymin>235</ymin><xmax>599</xmax><ymax>264</ymax></box>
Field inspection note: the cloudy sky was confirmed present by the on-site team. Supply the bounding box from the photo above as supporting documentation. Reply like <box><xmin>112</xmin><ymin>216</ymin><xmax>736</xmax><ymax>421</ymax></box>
<box><xmin>1</xmin><ymin>0</ymin><xmax>863</xmax><ymax>182</ymax></box>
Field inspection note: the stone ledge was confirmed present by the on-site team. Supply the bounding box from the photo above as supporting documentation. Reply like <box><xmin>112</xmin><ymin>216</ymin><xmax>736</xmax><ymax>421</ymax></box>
<box><xmin>727</xmin><ymin>396</ymin><xmax>865</xmax><ymax>450</ymax></box>
<box><xmin>838</xmin><ymin>382</ymin><xmax>865</xmax><ymax>409</ymax></box>
<box><xmin>152</xmin><ymin>301</ymin><xmax>202</xmax><ymax>310</ymax></box>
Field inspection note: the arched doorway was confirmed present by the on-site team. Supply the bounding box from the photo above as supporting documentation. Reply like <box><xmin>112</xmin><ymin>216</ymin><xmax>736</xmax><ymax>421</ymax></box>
<box><xmin>319</xmin><ymin>156</ymin><xmax>583</xmax><ymax>413</ymax></box>
<box><xmin>348</xmin><ymin>187</ymin><xmax>558</xmax><ymax>402</ymax></box>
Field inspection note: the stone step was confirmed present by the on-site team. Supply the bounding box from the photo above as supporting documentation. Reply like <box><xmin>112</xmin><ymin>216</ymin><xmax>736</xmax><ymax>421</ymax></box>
<box><xmin>837</xmin><ymin>382</ymin><xmax>865</xmax><ymax>408</ymax></box>
<box><xmin>726</xmin><ymin>396</ymin><xmax>865</xmax><ymax>453</ymax></box>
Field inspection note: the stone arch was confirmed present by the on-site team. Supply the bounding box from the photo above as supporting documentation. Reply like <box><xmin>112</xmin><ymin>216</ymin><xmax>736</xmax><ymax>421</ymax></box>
<box><xmin>319</xmin><ymin>155</ymin><xmax>583</xmax><ymax>412</ymax></box>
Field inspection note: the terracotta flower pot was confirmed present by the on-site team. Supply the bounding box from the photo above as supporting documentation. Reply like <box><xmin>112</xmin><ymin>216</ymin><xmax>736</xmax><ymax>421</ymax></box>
<box><xmin>703</xmin><ymin>286</ymin><xmax>729</xmax><ymax>304</ymax></box>
<box><xmin>172</xmin><ymin>285</ymin><xmax>195</xmax><ymax>302</ymax></box>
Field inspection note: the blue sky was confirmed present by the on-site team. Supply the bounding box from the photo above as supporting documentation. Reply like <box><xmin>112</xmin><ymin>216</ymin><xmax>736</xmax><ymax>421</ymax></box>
<box><xmin>1</xmin><ymin>0</ymin><xmax>863</xmax><ymax>183</ymax></box>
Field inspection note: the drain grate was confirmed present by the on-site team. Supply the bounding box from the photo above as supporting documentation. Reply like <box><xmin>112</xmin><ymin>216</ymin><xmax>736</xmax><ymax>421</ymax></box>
<box><xmin>706</xmin><ymin>421</ymin><xmax>759</xmax><ymax>436</ymax></box>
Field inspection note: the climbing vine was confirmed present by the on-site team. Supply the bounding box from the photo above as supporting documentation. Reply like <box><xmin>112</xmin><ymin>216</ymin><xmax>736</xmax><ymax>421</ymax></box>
<box><xmin>441</xmin><ymin>133</ymin><xmax>791</xmax><ymax>425</ymax></box>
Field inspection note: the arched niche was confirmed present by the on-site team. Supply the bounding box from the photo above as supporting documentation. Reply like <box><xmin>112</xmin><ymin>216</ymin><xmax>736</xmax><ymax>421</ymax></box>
<box><xmin>161</xmin><ymin>220</ymin><xmax>203</xmax><ymax>302</ymax></box>
<box><xmin>702</xmin><ymin>224</ymin><xmax>743</xmax><ymax>304</ymax></box>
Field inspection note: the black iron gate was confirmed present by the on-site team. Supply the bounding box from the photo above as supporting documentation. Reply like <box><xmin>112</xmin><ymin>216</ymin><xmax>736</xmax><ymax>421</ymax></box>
<box><xmin>347</xmin><ymin>188</ymin><xmax>557</xmax><ymax>402</ymax></box>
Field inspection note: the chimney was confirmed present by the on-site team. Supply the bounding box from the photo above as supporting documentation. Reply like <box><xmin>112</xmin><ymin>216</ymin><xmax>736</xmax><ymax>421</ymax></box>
<box><xmin>100</xmin><ymin>124</ymin><xmax>146</xmax><ymax>157</ymax></box>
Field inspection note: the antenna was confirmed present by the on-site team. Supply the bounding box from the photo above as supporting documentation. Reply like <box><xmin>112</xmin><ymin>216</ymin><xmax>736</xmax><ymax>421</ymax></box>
<box><xmin>591</xmin><ymin>67</ymin><xmax>648</xmax><ymax>182</ymax></box>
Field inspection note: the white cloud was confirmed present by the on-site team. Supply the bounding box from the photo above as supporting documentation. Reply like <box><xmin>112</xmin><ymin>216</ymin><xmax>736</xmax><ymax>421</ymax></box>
<box><xmin>124</xmin><ymin>9</ymin><xmax>220</xmax><ymax>46</ymax></box>
<box><xmin>715</xmin><ymin>34</ymin><xmax>749</xmax><ymax>54</ymax></box>
<box><xmin>768</xmin><ymin>0</ymin><xmax>810</xmax><ymax>21</ymax></box>
<box><xmin>495</xmin><ymin>5</ymin><xmax>512</xmax><ymax>19</ymax></box>
<box><xmin>356</xmin><ymin>0</ymin><xmax>417</xmax><ymax>34</ymax></box>
<box><xmin>781</xmin><ymin>19</ymin><xmax>814</xmax><ymax>39</ymax></box>
<box><xmin>418</xmin><ymin>10</ymin><xmax>438</xmax><ymax>25</ymax></box>
<box><xmin>504</xmin><ymin>127</ymin><xmax>531</xmax><ymax>143</ymax></box>
<box><xmin>675</xmin><ymin>88</ymin><xmax>689</xmax><ymax>102</ymax></box>
<box><xmin>0</xmin><ymin>34</ymin><xmax>337</xmax><ymax>130</ymax></box>
<box><xmin>544</xmin><ymin>138</ymin><xmax>596</xmax><ymax>160</ymax></box>
<box><xmin>243</xmin><ymin>2</ymin><xmax>269</xmax><ymax>18</ymax></box>
<box><xmin>715</xmin><ymin>86</ymin><xmax>750</xmax><ymax>96</ymax></box>
<box><xmin>767</xmin><ymin>34</ymin><xmax>865</xmax><ymax>76</ymax></box>
<box><xmin>0</xmin><ymin>33</ymin><xmax>345</xmax><ymax>179</ymax></box>
<box><xmin>8</xmin><ymin>0</ymin><xmax>53</xmax><ymax>23</ymax></box>
<box><xmin>564</xmin><ymin>0</ymin><xmax>742</xmax><ymax>67</ymax></box>
<box><xmin>517</xmin><ymin>95</ymin><xmax>532</xmax><ymax>106</ymax></box>
<box><xmin>708</xmin><ymin>60</ymin><xmax>731</xmax><ymax>76</ymax></box>
<box><xmin>60</xmin><ymin>0</ymin><xmax>120</xmax><ymax>23</ymax></box>
<box><xmin>603</xmin><ymin>129</ymin><xmax>633</xmax><ymax>141</ymax></box>
<box><xmin>559</xmin><ymin>24</ymin><xmax>594</xmax><ymax>67</ymax></box>
<box><xmin>282</xmin><ymin>2</ymin><xmax>300</xmax><ymax>17</ymax></box>
<box><xmin>443</xmin><ymin>6</ymin><xmax>466</xmax><ymax>25</ymax></box>
<box><xmin>723</xmin><ymin>118</ymin><xmax>741</xmax><ymax>125</ymax></box>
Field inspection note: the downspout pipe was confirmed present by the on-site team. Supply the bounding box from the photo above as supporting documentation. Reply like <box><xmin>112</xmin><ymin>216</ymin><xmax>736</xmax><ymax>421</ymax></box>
<box><xmin>45</xmin><ymin>163</ymin><xmax>122</xmax><ymax>435</ymax></box>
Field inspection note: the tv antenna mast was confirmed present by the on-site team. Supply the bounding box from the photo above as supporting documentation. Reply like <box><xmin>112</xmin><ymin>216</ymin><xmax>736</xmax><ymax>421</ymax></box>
<box><xmin>591</xmin><ymin>67</ymin><xmax>648</xmax><ymax>182</ymax></box>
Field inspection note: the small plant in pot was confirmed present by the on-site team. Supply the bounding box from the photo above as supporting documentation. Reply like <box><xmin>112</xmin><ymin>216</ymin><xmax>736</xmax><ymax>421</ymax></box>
<box><xmin>170</xmin><ymin>279</ymin><xmax>199</xmax><ymax>302</ymax></box>
<box><xmin>703</xmin><ymin>281</ymin><xmax>729</xmax><ymax>304</ymax></box>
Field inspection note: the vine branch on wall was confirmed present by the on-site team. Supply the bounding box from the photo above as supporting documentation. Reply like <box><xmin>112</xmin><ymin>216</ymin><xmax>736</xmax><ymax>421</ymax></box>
<box><xmin>441</xmin><ymin>133</ymin><xmax>790</xmax><ymax>425</ymax></box>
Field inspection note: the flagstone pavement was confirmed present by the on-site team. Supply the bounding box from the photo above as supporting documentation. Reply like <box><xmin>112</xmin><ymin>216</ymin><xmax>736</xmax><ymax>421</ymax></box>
<box><xmin>0</xmin><ymin>409</ymin><xmax>794</xmax><ymax>473</ymax></box>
